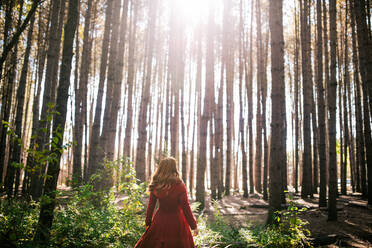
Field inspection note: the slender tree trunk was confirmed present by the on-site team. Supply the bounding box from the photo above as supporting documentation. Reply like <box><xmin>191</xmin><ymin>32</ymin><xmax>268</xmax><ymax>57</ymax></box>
<box><xmin>353</xmin><ymin>0</ymin><xmax>372</xmax><ymax>204</ymax></box>
<box><xmin>341</xmin><ymin>4</ymin><xmax>350</xmax><ymax>195</ymax></box>
<box><xmin>224</xmin><ymin>0</ymin><xmax>234</xmax><ymax>196</ymax></box>
<box><xmin>124</xmin><ymin>0</ymin><xmax>138</xmax><ymax>158</ymax></box>
<box><xmin>4</xmin><ymin>0</ymin><xmax>25</xmax><ymax>197</ymax></box>
<box><xmin>323</xmin><ymin>0</ymin><xmax>330</xmax><ymax>187</ymax></box>
<box><xmin>349</xmin><ymin>1</ymin><xmax>359</xmax><ymax>193</ymax></box>
<box><xmin>99</xmin><ymin>0</ymin><xmax>122</xmax><ymax>171</ymax></box>
<box><xmin>106</xmin><ymin>0</ymin><xmax>129</xmax><ymax>163</ymax></box>
<box><xmin>268</xmin><ymin>0</ymin><xmax>285</xmax><ymax>223</ymax></box>
<box><xmin>0</xmin><ymin>1</ymin><xmax>15</xmax><ymax>185</ymax></box>
<box><xmin>255</xmin><ymin>0</ymin><xmax>263</xmax><ymax>194</ymax></box>
<box><xmin>30</xmin><ymin>0</ymin><xmax>64</xmax><ymax>200</ymax></box>
<box><xmin>294</xmin><ymin>0</ymin><xmax>300</xmax><ymax>193</ymax></box>
<box><xmin>196</xmin><ymin>1</ymin><xmax>215</xmax><ymax>209</ymax></box>
<box><xmin>317</xmin><ymin>0</ymin><xmax>327</xmax><ymax>207</ymax></box>
<box><xmin>262</xmin><ymin>33</ymin><xmax>269</xmax><ymax>200</ymax></box>
<box><xmin>300</xmin><ymin>0</ymin><xmax>313</xmax><ymax>198</ymax></box>
<box><xmin>239</xmin><ymin>0</ymin><xmax>248</xmax><ymax>198</ymax></box>
<box><xmin>74</xmin><ymin>0</ymin><xmax>93</xmax><ymax>187</ymax></box>
<box><xmin>207</xmin><ymin>1</ymin><xmax>216</xmax><ymax>199</ymax></box>
<box><xmin>34</xmin><ymin>0</ymin><xmax>79</xmax><ymax>241</ymax></box>
<box><xmin>135</xmin><ymin>0</ymin><xmax>158</xmax><ymax>182</ymax></box>
<box><xmin>246</xmin><ymin>2</ymin><xmax>254</xmax><ymax>194</ymax></box>
<box><xmin>23</xmin><ymin>7</ymin><xmax>50</xmax><ymax>197</ymax></box>
<box><xmin>88</xmin><ymin>0</ymin><xmax>113</xmax><ymax>179</ymax></box>
<box><xmin>8</xmin><ymin>13</ymin><xmax>36</xmax><ymax>197</ymax></box>
<box><xmin>328</xmin><ymin>0</ymin><xmax>338</xmax><ymax>221</ymax></box>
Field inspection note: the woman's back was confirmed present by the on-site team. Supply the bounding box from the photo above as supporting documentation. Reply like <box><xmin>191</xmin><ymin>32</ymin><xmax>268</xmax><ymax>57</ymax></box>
<box><xmin>134</xmin><ymin>157</ymin><xmax>197</xmax><ymax>248</ymax></box>
<box><xmin>135</xmin><ymin>181</ymin><xmax>197</xmax><ymax>248</ymax></box>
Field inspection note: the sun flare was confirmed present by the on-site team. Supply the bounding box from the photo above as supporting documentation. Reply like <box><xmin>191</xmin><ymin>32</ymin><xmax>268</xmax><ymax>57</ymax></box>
<box><xmin>168</xmin><ymin>0</ymin><xmax>211</xmax><ymax>23</ymax></box>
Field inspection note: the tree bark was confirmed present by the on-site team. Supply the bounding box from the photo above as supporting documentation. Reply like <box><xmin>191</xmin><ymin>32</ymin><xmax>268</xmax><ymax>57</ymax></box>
<box><xmin>255</xmin><ymin>0</ymin><xmax>263</xmax><ymax>194</ymax></box>
<box><xmin>317</xmin><ymin>0</ymin><xmax>327</xmax><ymax>207</ymax></box>
<box><xmin>268</xmin><ymin>0</ymin><xmax>285</xmax><ymax>223</ymax></box>
<box><xmin>74</xmin><ymin>0</ymin><xmax>93</xmax><ymax>187</ymax></box>
<box><xmin>224</xmin><ymin>0</ymin><xmax>234</xmax><ymax>196</ymax></box>
<box><xmin>239</xmin><ymin>0</ymin><xmax>248</xmax><ymax>198</ymax></box>
<box><xmin>353</xmin><ymin>0</ymin><xmax>372</xmax><ymax>204</ymax></box>
<box><xmin>8</xmin><ymin>13</ymin><xmax>36</xmax><ymax>197</ymax></box>
<box><xmin>135</xmin><ymin>0</ymin><xmax>158</xmax><ymax>182</ymax></box>
<box><xmin>328</xmin><ymin>0</ymin><xmax>338</xmax><ymax>221</ymax></box>
<box><xmin>341</xmin><ymin>4</ymin><xmax>350</xmax><ymax>195</ymax></box>
<box><xmin>300</xmin><ymin>0</ymin><xmax>313</xmax><ymax>198</ymax></box>
<box><xmin>294</xmin><ymin>0</ymin><xmax>300</xmax><ymax>194</ymax></box>
<box><xmin>87</xmin><ymin>0</ymin><xmax>113</xmax><ymax>179</ymax></box>
<box><xmin>30</xmin><ymin>0</ymin><xmax>64</xmax><ymax>200</ymax></box>
<box><xmin>34</xmin><ymin>0</ymin><xmax>79</xmax><ymax>241</ymax></box>
<box><xmin>246</xmin><ymin>2</ymin><xmax>255</xmax><ymax>194</ymax></box>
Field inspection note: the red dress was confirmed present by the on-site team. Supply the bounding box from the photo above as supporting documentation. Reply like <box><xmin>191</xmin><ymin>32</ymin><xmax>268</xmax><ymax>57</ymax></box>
<box><xmin>134</xmin><ymin>182</ymin><xmax>197</xmax><ymax>248</ymax></box>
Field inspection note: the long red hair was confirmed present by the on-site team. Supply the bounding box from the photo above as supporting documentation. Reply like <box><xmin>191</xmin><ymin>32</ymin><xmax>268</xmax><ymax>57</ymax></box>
<box><xmin>149</xmin><ymin>157</ymin><xmax>182</xmax><ymax>192</ymax></box>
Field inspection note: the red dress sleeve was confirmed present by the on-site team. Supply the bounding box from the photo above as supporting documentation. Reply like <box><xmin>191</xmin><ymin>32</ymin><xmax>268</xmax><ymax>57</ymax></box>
<box><xmin>145</xmin><ymin>191</ymin><xmax>157</xmax><ymax>226</ymax></box>
<box><xmin>179</xmin><ymin>183</ymin><xmax>197</xmax><ymax>230</ymax></box>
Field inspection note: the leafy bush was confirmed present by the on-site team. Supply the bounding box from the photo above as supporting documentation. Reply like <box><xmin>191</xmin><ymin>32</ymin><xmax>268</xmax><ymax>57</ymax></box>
<box><xmin>0</xmin><ymin>199</ymin><xmax>40</xmax><ymax>246</ymax></box>
<box><xmin>0</xmin><ymin>157</ymin><xmax>147</xmax><ymax>248</ymax></box>
<box><xmin>239</xmin><ymin>193</ymin><xmax>312</xmax><ymax>248</ymax></box>
<box><xmin>50</xmin><ymin>158</ymin><xmax>147</xmax><ymax>248</ymax></box>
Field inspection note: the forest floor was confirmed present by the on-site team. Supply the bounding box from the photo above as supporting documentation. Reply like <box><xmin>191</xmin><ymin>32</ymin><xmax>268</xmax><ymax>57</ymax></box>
<box><xmin>199</xmin><ymin>191</ymin><xmax>372</xmax><ymax>247</ymax></box>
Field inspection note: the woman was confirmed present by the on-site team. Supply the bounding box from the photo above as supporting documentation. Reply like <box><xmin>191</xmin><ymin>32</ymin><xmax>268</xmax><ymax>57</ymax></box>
<box><xmin>134</xmin><ymin>157</ymin><xmax>198</xmax><ymax>248</ymax></box>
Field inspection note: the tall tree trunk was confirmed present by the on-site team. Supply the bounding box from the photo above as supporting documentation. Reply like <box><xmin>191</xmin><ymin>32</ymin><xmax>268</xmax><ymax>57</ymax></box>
<box><xmin>361</xmin><ymin>69</ymin><xmax>372</xmax><ymax>203</ymax></box>
<box><xmin>268</xmin><ymin>0</ymin><xmax>285</xmax><ymax>223</ymax></box>
<box><xmin>8</xmin><ymin>13</ymin><xmax>36</xmax><ymax>197</ymax></box>
<box><xmin>317</xmin><ymin>0</ymin><xmax>327</xmax><ymax>207</ymax></box>
<box><xmin>353</xmin><ymin>0</ymin><xmax>372</xmax><ymax>204</ymax></box>
<box><xmin>349</xmin><ymin>1</ymin><xmax>359</xmax><ymax>193</ymax></box>
<box><xmin>74</xmin><ymin>0</ymin><xmax>93</xmax><ymax>187</ymax></box>
<box><xmin>239</xmin><ymin>0</ymin><xmax>248</xmax><ymax>198</ymax></box>
<box><xmin>323</xmin><ymin>0</ymin><xmax>330</xmax><ymax>187</ymax></box>
<box><xmin>294</xmin><ymin>0</ymin><xmax>300</xmax><ymax>193</ymax></box>
<box><xmin>246</xmin><ymin>2</ymin><xmax>254</xmax><ymax>194</ymax></box>
<box><xmin>0</xmin><ymin>0</ymin><xmax>15</xmax><ymax>186</ymax></box>
<box><xmin>193</xmin><ymin>24</ymin><xmax>203</xmax><ymax>198</ymax></box>
<box><xmin>300</xmin><ymin>0</ymin><xmax>313</xmax><ymax>198</ymax></box>
<box><xmin>30</xmin><ymin>0</ymin><xmax>64</xmax><ymax>200</ymax></box>
<box><xmin>135</xmin><ymin>0</ymin><xmax>158</xmax><ymax>182</ymax></box>
<box><xmin>224</xmin><ymin>0</ymin><xmax>234</xmax><ymax>196</ymax></box>
<box><xmin>262</xmin><ymin>33</ymin><xmax>269</xmax><ymax>201</ymax></box>
<box><xmin>124</xmin><ymin>0</ymin><xmax>138</xmax><ymax>158</ymax></box>
<box><xmin>99</xmin><ymin>0</ymin><xmax>122</xmax><ymax>169</ymax></box>
<box><xmin>23</xmin><ymin>7</ymin><xmax>50</xmax><ymax>197</ymax></box>
<box><xmin>341</xmin><ymin>4</ymin><xmax>350</xmax><ymax>195</ymax></box>
<box><xmin>105</xmin><ymin>0</ymin><xmax>129</xmax><ymax>162</ymax></box>
<box><xmin>196</xmin><ymin>1</ymin><xmax>215</xmax><ymax>209</ymax></box>
<box><xmin>206</xmin><ymin>1</ymin><xmax>216</xmax><ymax>199</ymax></box>
<box><xmin>255</xmin><ymin>0</ymin><xmax>263</xmax><ymax>194</ymax></box>
<box><xmin>34</xmin><ymin>0</ymin><xmax>79</xmax><ymax>241</ymax></box>
<box><xmin>4</xmin><ymin>0</ymin><xmax>25</xmax><ymax>197</ymax></box>
<box><xmin>328</xmin><ymin>0</ymin><xmax>338</xmax><ymax>221</ymax></box>
<box><xmin>87</xmin><ymin>0</ymin><xmax>113</xmax><ymax>179</ymax></box>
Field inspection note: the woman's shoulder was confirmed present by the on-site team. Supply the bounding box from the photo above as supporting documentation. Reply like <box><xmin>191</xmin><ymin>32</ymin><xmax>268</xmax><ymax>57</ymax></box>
<box><xmin>173</xmin><ymin>180</ymin><xmax>186</xmax><ymax>192</ymax></box>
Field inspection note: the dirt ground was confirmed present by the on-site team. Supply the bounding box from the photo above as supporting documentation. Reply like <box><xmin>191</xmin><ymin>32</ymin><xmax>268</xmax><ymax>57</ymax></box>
<box><xmin>199</xmin><ymin>192</ymin><xmax>372</xmax><ymax>247</ymax></box>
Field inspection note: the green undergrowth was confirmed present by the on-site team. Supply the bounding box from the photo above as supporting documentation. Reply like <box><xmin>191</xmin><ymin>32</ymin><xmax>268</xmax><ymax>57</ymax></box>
<box><xmin>0</xmin><ymin>158</ymin><xmax>311</xmax><ymax>248</ymax></box>
<box><xmin>194</xmin><ymin>194</ymin><xmax>312</xmax><ymax>248</ymax></box>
